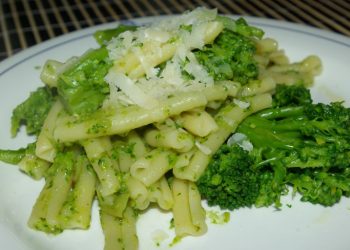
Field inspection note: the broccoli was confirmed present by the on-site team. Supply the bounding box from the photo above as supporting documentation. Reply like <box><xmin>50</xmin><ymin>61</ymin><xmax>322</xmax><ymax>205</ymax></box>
<box><xmin>198</xmin><ymin>84</ymin><xmax>350</xmax><ymax>209</ymax></box>
<box><xmin>287</xmin><ymin>168</ymin><xmax>350</xmax><ymax>206</ymax></box>
<box><xmin>94</xmin><ymin>24</ymin><xmax>137</xmax><ymax>45</ymax></box>
<box><xmin>0</xmin><ymin>146</ymin><xmax>26</xmax><ymax>165</ymax></box>
<box><xmin>194</xmin><ymin>18</ymin><xmax>263</xmax><ymax>84</ymax></box>
<box><xmin>57</xmin><ymin>47</ymin><xmax>112</xmax><ymax>117</ymax></box>
<box><xmin>11</xmin><ymin>86</ymin><xmax>54</xmax><ymax>137</ymax></box>
<box><xmin>0</xmin><ymin>143</ymin><xmax>50</xmax><ymax>179</ymax></box>
<box><xmin>197</xmin><ymin>144</ymin><xmax>286</xmax><ymax>210</ymax></box>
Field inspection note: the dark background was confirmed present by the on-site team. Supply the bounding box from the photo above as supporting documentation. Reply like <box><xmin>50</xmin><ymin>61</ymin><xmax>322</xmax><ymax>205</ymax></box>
<box><xmin>0</xmin><ymin>0</ymin><xmax>349</xmax><ymax>61</ymax></box>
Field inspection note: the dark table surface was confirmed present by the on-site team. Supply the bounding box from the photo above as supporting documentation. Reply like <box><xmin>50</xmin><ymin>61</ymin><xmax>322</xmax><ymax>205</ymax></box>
<box><xmin>0</xmin><ymin>0</ymin><xmax>349</xmax><ymax>62</ymax></box>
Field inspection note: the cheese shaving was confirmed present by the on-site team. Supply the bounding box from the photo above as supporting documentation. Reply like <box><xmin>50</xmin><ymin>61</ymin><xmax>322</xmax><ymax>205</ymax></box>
<box><xmin>106</xmin><ymin>8</ymin><xmax>220</xmax><ymax>108</ymax></box>
<box><xmin>195</xmin><ymin>141</ymin><xmax>212</xmax><ymax>155</ymax></box>
<box><xmin>104</xmin><ymin>71</ymin><xmax>158</xmax><ymax>109</ymax></box>
<box><xmin>233</xmin><ymin>99</ymin><xmax>251</xmax><ymax>109</ymax></box>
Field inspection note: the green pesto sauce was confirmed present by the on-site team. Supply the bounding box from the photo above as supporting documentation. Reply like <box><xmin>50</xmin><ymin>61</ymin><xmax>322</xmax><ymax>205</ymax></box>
<box><xmin>87</xmin><ymin>119</ymin><xmax>111</xmax><ymax>135</ymax></box>
<box><xmin>207</xmin><ymin>210</ymin><xmax>231</xmax><ymax>224</ymax></box>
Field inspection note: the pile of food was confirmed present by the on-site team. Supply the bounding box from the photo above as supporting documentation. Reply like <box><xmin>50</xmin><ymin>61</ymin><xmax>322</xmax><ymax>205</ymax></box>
<box><xmin>1</xmin><ymin>8</ymin><xmax>350</xmax><ymax>250</ymax></box>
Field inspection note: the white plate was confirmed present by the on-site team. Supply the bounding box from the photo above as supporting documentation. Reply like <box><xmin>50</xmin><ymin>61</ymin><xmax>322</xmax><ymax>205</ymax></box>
<box><xmin>1</xmin><ymin>16</ymin><xmax>350</xmax><ymax>250</ymax></box>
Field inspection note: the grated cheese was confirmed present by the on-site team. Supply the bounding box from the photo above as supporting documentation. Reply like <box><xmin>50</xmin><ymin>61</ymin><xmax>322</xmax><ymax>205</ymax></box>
<box><xmin>195</xmin><ymin>141</ymin><xmax>212</xmax><ymax>155</ymax></box>
<box><xmin>227</xmin><ymin>133</ymin><xmax>254</xmax><ymax>152</ymax></box>
<box><xmin>104</xmin><ymin>71</ymin><xmax>158</xmax><ymax>109</ymax></box>
<box><xmin>233</xmin><ymin>99</ymin><xmax>251</xmax><ymax>109</ymax></box>
<box><xmin>105</xmin><ymin>8</ymin><xmax>221</xmax><ymax>108</ymax></box>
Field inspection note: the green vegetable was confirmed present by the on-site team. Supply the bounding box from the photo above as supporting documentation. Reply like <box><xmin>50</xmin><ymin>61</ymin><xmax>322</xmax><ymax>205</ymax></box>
<box><xmin>94</xmin><ymin>25</ymin><xmax>137</xmax><ymax>45</ymax></box>
<box><xmin>11</xmin><ymin>87</ymin><xmax>54</xmax><ymax>137</ymax></box>
<box><xmin>0</xmin><ymin>143</ymin><xmax>50</xmax><ymax>180</ymax></box>
<box><xmin>197</xmin><ymin>144</ymin><xmax>286</xmax><ymax>209</ymax></box>
<box><xmin>57</xmin><ymin>47</ymin><xmax>112</xmax><ymax>116</ymax></box>
<box><xmin>272</xmin><ymin>83</ymin><xmax>312</xmax><ymax>107</ymax></box>
<box><xmin>198</xmin><ymin>85</ymin><xmax>350</xmax><ymax>209</ymax></box>
<box><xmin>216</xmin><ymin>16</ymin><xmax>264</xmax><ymax>39</ymax></box>
<box><xmin>206</xmin><ymin>210</ymin><xmax>230</xmax><ymax>224</ymax></box>
<box><xmin>195</xmin><ymin>18</ymin><xmax>262</xmax><ymax>84</ymax></box>
<box><xmin>0</xmin><ymin>147</ymin><xmax>26</xmax><ymax>164</ymax></box>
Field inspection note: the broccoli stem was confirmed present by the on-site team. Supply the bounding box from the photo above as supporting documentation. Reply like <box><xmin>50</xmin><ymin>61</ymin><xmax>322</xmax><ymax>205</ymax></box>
<box><xmin>258</xmin><ymin>106</ymin><xmax>304</xmax><ymax>119</ymax></box>
<box><xmin>0</xmin><ymin>148</ymin><xmax>26</xmax><ymax>164</ymax></box>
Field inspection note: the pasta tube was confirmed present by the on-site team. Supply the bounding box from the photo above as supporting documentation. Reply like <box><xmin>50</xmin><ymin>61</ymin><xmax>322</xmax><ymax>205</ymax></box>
<box><xmin>130</xmin><ymin>148</ymin><xmax>176</xmax><ymax>187</ymax></box>
<box><xmin>178</xmin><ymin>109</ymin><xmax>218</xmax><ymax>137</ymax></box>
<box><xmin>82</xmin><ymin>137</ymin><xmax>121</xmax><ymax>197</ymax></box>
<box><xmin>28</xmin><ymin>150</ymin><xmax>77</xmax><ymax>233</ymax></box>
<box><xmin>145</xmin><ymin>125</ymin><xmax>194</xmax><ymax>153</ymax></box>
<box><xmin>174</xmin><ymin>93</ymin><xmax>273</xmax><ymax>181</ymax></box>
<box><xmin>100</xmin><ymin>207</ymin><xmax>138</xmax><ymax>250</ymax></box>
<box><xmin>126</xmin><ymin>176</ymin><xmax>150</xmax><ymax>210</ymax></box>
<box><xmin>36</xmin><ymin>100</ymin><xmax>63</xmax><ymax>162</ymax></box>
<box><xmin>54</xmin><ymin>91</ymin><xmax>208</xmax><ymax>142</ymax></box>
<box><xmin>59</xmin><ymin>155</ymin><xmax>97</xmax><ymax>229</ymax></box>
<box><xmin>148</xmin><ymin>177</ymin><xmax>174</xmax><ymax>210</ymax></box>
<box><xmin>98</xmin><ymin>191</ymin><xmax>130</xmax><ymax>218</ymax></box>
<box><xmin>112</xmin><ymin>131</ymin><xmax>148</xmax><ymax>173</ymax></box>
<box><xmin>171</xmin><ymin>178</ymin><xmax>207</xmax><ymax>236</ymax></box>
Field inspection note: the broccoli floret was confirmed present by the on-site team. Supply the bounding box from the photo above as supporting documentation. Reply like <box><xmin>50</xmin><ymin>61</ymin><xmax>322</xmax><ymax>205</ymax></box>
<box><xmin>11</xmin><ymin>86</ymin><xmax>54</xmax><ymax>137</ymax></box>
<box><xmin>198</xmin><ymin>85</ymin><xmax>350</xmax><ymax>209</ymax></box>
<box><xmin>194</xmin><ymin>18</ymin><xmax>262</xmax><ymax>84</ymax></box>
<box><xmin>238</xmin><ymin>86</ymin><xmax>350</xmax><ymax>206</ymax></box>
<box><xmin>197</xmin><ymin>144</ymin><xmax>286</xmax><ymax>210</ymax></box>
<box><xmin>272</xmin><ymin>84</ymin><xmax>312</xmax><ymax>107</ymax></box>
<box><xmin>197</xmin><ymin>145</ymin><xmax>259</xmax><ymax>209</ymax></box>
<box><xmin>287</xmin><ymin>168</ymin><xmax>350</xmax><ymax>206</ymax></box>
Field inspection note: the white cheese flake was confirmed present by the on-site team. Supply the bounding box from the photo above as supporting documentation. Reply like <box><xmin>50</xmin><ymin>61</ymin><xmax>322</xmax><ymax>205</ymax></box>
<box><xmin>160</xmin><ymin>59</ymin><xmax>184</xmax><ymax>86</ymax></box>
<box><xmin>105</xmin><ymin>71</ymin><xmax>158</xmax><ymax>109</ymax></box>
<box><xmin>227</xmin><ymin>133</ymin><xmax>254</xmax><ymax>152</ymax></box>
<box><xmin>233</xmin><ymin>99</ymin><xmax>251</xmax><ymax>109</ymax></box>
<box><xmin>195</xmin><ymin>141</ymin><xmax>212</xmax><ymax>155</ymax></box>
<box><xmin>105</xmin><ymin>8</ymin><xmax>220</xmax><ymax>107</ymax></box>
<box><xmin>184</xmin><ymin>52</ymin><xmax>214</xmax><ymax>85</ymax></box>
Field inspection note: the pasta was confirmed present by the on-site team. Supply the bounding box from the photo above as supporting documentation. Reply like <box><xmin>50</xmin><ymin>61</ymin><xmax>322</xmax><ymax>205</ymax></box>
<box><xmin>1</xmin><ymin>8</ymin><xmax>323</xmax><ymax>250</ymax></box>
<box><xmin>35</xmin><ymin>100</ymin><xmax>63</xmax><ymax>162</ymax></box>
<box><xmin>82</xmin><ymin>137</ymin><xmax>121</xmax><ymax>197</ymax></box>
<box><xmin>171</xmin><ymin>178</ymin><xmax>207</xmax><ymax>236</ymax></box>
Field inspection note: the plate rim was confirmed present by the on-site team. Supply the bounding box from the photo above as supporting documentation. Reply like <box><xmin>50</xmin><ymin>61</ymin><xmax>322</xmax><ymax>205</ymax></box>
<box><xmin>0</xmin><ymin>14</ymin><xmax>350</xmax><ymax>250</ymax></box>
<box><xmin>1</xmin><ymin>15</ymin><xmax>349</xmax><ymax>78</ymax></box>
